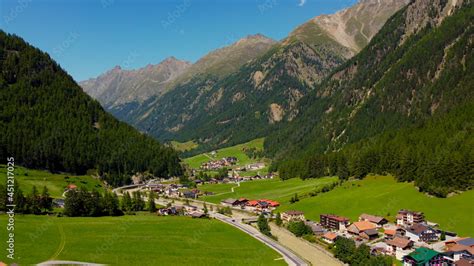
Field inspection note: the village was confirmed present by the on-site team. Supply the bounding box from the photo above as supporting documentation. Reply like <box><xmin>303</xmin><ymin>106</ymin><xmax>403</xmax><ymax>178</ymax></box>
<box><xmin>215</xmin><ymin>195</ymin><xmax>473</xmax><ymax>266</ymax></box>
<box><xmin>119</xmin><ymin>172</ymin><xmax>474</xmax><ymax>266</ymax></box>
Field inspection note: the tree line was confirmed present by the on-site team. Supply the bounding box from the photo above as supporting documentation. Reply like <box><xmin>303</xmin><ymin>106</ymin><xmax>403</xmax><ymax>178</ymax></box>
<box><xmin>0</xmin><ymin>183</ymin><xmax>52</xmax><ymax>214</ymax></box>
<box><xmin>0</xmin><ymin>31</ymin><xmax>183</xmax><ymax>187</ymax></box>
<box><xmin>63</xmin><ymin>188</ymin><xmax>159</xmax><ymax>217</ymax></box>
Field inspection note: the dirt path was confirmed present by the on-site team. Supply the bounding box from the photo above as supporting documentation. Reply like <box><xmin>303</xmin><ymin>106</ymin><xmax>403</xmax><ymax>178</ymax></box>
<box><xmin>49</xmin><ymin>223</ymin><xmax>66</xmax><ymax>260</ymax></box>
<box><xmin>269</xmin><ymin>224</ymin><xmax>342</xmax><ymax>266</ymax></box>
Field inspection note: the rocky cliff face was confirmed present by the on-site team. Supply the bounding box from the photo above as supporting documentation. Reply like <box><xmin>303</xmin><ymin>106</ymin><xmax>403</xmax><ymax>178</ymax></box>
<box><xmin>80</xmin><ymin>57</ymin><xmax>191</xmax><ymax>107</ymax></box>
<box><xmin>290</xmin><ymin>0</ymin><xmax>410</xmax><ymax>55</ymax></box>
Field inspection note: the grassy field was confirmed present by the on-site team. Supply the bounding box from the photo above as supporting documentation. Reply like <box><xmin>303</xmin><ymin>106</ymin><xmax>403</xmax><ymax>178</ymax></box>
<box><xmin>184</xmin><ymin>138</ymin><xmax>265</xmax><ymax>169</ymax></box>
<box><xmin>0</xmin><ymin>165</ymin><xmax>104</xmax><ymax>198</ymax></box>
<box><xmin>200</xmin><ymin>177</ymin><xmax>339</xmax><ymax>204</ymax></box>
<box><xmin>277</xmin><ymin>175</ymin><xmax>474</xmax><ymax>236</ymax></box>
<box><xmin>170</xmin><ymin>140</ymin><xmax>199</xmax><ymax>152</ymax></box>
<box><xmin>0</xmin><ymin>215</ymin><xmax>285</xmax><ymax>265</ymax></box>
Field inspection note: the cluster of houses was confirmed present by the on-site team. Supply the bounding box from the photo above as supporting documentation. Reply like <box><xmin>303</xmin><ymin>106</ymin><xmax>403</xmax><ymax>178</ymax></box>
<box><xmin>235</xmin><ymin>162</ymin><xmax>266</xmax><ymax>171</ymax></box>
<box><xmin>157</xmin><ymin>204</ymin><xmax>207</xmax><ymax>218</ymax></box>
<box><xmin>200</xmin><ymin>157</ymin><xmax>238</xmax><ymax>170</ymax></box>
<box><xmin>144</xmin><ymin>183</ymin><xmax>213</xmax><ymax>199</ymax></box>
<box><xmin>221</xmin><ymin>198</ymin><xmax>280</xmax><ymax>213</ymax></box>
<box><xmin>194</xmin><ymin>173</ymin><xmax>274</xmax><ymax>185</ymax></box>
<box><xmin>279</xmin><ymin>209</ymin><xmax>473</xmax><ymax>265</ymax></box>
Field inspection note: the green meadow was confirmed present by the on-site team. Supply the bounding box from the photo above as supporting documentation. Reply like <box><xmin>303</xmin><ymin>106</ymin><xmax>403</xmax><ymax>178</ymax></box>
<box><xmin>0</xmin><ymin>215</ymin><xmax>285</xmax><ymax>265</ymax></box>
<box><xmin>200</xmin><ymin>177</ymin><xmax>339</xmax><ymax>204</ymax></box>
<box><xmin>170</xmin><ymin>140</ymin><xmax>199</xmax><ymax>152</ymax></box>
<box><xmin>184</xmin><ymin>138</ymin><xmax>266</xmax><ymax>169</ymax></box>
<box><xmin>275</xmin><ymin>175</ymin><xmax>474</xmax><ymax>236</ymax></box>
<box><xmin>0</xmin><ymin>165</ymin><xmax>104</xmax><ymax>198</ymax></box>
<box><xmin>199</xmin><ymin>175</ymin><xmax>473</xmax><ymax>236</ymax></box>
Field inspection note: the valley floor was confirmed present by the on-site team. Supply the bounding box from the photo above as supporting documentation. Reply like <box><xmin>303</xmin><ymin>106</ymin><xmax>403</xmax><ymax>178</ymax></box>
<box><xmin>0</xmin><ymin>215</ymin><xmax>286</xmax><ymax>265</ymax></box>
<box><xmin>200</xmin><ymin>175</ymin><xmax>474</xmax><ymax>236</ymax></box>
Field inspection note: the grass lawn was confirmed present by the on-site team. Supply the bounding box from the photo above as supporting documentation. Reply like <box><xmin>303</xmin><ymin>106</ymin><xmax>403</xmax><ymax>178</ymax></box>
<box><xmin>170</xmin><ymin>140</ymin><xmax>199</xmax><ymax>152</ymax></box>
<box><xmin>0</xmin><ymin>215</ymin><xmax>285</xmax><ymax>265</ymax></box>
<box><xmin>277</xmin><ymin>175</ymin><xmax>474</xmax><ymax>236</ymax></box>
<box><xmin>0</xmin><ymin>165</ymin><xmax>105</xmax><ymax>198</ymax></box>
<box><xmin>184</xmin><ymin>138</ymin><xmax>265</xmax><ymax>169</ymax></box>
<box><xmin>200</xmin><ymin>177</ymin><xmax>339</xmax><ymax>204</ymax></box>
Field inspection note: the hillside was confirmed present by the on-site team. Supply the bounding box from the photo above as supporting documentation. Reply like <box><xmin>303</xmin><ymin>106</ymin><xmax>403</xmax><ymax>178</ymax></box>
<box><xmin>80</xmin><ymin>57</ymin><xmax>191</xmax><ymax>107</ymax></box>
<box><xmin>0</xmin><ymin>165</ymin><xmax>104</xmax><ymax>198</ymax></box>
<box><xmin>85</xmin><ymin>34</ymin><xmax>277</xmax><ymax>125</ymax></box>
<box><xmin>289</xmin><ymin>0</ymin><xmax>409</xmax><ymax>54</ymax></box>
<box><xmin>124</xmin><ymin>0</ymin><xmax>406</xmax><ymax>154</ymax></box>
<box><xmin>265</xmin><ymin>0</ymin><xmax>473</xmax><ymax>196</ymax></box>
<box><xmin>0</xmin><ymin>31</ymin><xmax>182</xmax><ymax>186</ymax></box>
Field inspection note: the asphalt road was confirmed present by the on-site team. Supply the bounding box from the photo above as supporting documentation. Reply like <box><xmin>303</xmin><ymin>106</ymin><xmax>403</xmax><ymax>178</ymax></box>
<box><xmin>211</xmin><ymin>212</ymin><xmax>309</xmax><ymax>266</ymax></box>
<box><xmin>154</xmin><ymin>197</ymin><xmax>308</xmax><ymax>266</ymax></box>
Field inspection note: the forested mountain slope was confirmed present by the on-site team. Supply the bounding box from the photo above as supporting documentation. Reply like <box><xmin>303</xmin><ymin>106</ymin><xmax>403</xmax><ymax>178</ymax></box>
<box><xmin>124</xmin><ymin>0</ymin><xmax>406</xmax><ymax>155</ymax></box>
<box><xmin>0</xmin><ymin>31</ymin><xmax>182</xmax><ymax>186</ymax></box>
<box><xmin>85</xmin><ymin>34</ymin><xmax>277</xmax><ymax>127</ymax></box>
<box><xmin>265</xmin><ymin>0</ymin><xmax>473</xmax><ymax>196</ymax></box>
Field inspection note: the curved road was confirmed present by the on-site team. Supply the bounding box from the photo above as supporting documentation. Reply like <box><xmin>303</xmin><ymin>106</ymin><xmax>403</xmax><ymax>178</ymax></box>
<box><xmin>154</xmin><ymin>198</ymin><xmax>308</xmax><ymax>266</ymax></box>
<box><xmin>211</xmin><ymin>212</ymin><xmax>308</xmax><ymax>266</ymax></box>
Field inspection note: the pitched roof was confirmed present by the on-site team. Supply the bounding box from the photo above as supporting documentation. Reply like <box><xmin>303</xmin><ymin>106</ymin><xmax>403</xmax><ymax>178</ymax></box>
<box><xmin>360</xmin><ymin>213</ymin><xmax>386</xmax><ymax>224</ymax></box>
<box><xmin>407</xmin><ymin>223</ymin><xmax>432</xmax><ymax>235</ymax></box>
<box><xmin>458</xmin><ymin>238</ymin><xmax>474</xmax><ymax>247</ymax></box>
<box><xmin>386</xmin><ymin>237</ymin><xmax>412</xmax><ymax>249</ymax></box>
<box><xmin>284</xmin><ymin>210</ymin><xmax>304</xmax><ymax>216</ymax></box>
<box><xmin>384</xmin><ymin>229</ymin><xmax>396</xmax><ymax>236</ymax></box>
<box><xmin>405</xmin><ymin>247</ymin><xmax>440</xmax><ymax>264</ymax></box>
<box><xmin>352</xmin><ymin>221</ymin><xmax>377</xmax><ymax>231</ymax></box>
<box><xmin>247</xmin><ymin>200</ymin><xmax>259</xmax><ymax>206</ymax></box>
<box><xmin>322</xmin><ymin>214</ymin><xmax>349</xmax><ymax>222</ymax></box>
<box><xmin>448</xmin><ymin>244</ymin><xmax>474</xmax><ymax>255</ymax></box>
<box><xmin>323</xmin><ymin>232</ymin><xmax>338</xmax><ymax>241</ymax></box>
<box><xmin>455</xmin><ymin>258</ymin><xmax>474</xmax><ymax>266</ymax></box>
<box><xmin>221</xmin><ymin>198</ymin><xmax>238</xmax><ymax>204</ymax></box>
<box><xmin>363</xmin><ymin>228</ymin><xmax>379</xmax><ymax>236</ymax></box>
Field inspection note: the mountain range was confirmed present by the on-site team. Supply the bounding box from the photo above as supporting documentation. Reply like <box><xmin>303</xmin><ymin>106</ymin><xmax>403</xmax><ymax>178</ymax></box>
<box><xmin>80</xmin><ymin>0</ymin><xmax>408</xmax><ymax>153</ymax></box>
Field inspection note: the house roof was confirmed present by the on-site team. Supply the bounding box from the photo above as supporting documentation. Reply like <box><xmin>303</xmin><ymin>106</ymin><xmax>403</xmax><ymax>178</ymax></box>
<box><xmin>455</xmin><ymin>258</ymin><xmax>474</xmax><ymax>266</ymax></box>
<box><xmin>322</xmin><ymin>214</ymin><xmax>349</xmax><ymax>222</ymax></box>
<box><xmin>305</xmin><ymin>221</ymin><xmax>325</xmax><ymax>233</ymax></box>
<box><xmin>284</xmin><ymin>210</ymin><xmax>304</xmax><ymax>216</ymax></box>
<box><xmin>352</xmin><ymin>221</ymin><xmax>377</xmax><ymax>231</ymax></box>
<box><xmin>407</xmin><ymin>223</ymin><xmax>432</xmax><ymax>235</ymax></box>
<box><xmin>260</xmin><ymin>199</ymin><xmax>280</xmax><ymax>207</ymax></box>
<box><xmin>384</xmin><ymin>229</ymin><xmax>396</xmax><ymax>236</ymax></box>
<box><xmin>363</xmin><ymin>229</ymin><xmax>379</xmax><ymax>236</ymax></box>
<box><xmin>323</xmin><ymin>232</ymin><xmax>338</xmax><ymax>241</ymax></box>
<box><xmin>448</xmin><ymin>244</ymin><xmax>474</xmax><ymax>255</ymax></box>
<box><xmin>360</xmin><ymin>213</ymin><xmax>386</xmax><ymax>224</ymax></box>
<box><xmin>67</xmin><ymin>184</ymin><xmax>77</xmax><ymax>189</ymax></box>
<box><xmin>247</xmin><ymin>200</ymin><xmax>259</xmax><ymax>206</ymax></box>
<box><xmin>221</xmin><ymin>198</ymin><xmax>238</xmax><ymax>204</ymax></box>
<box><xmin>386</xmin><ymin>237</ymin><xmax>412</xmax><ymax>249</ymax></box>
<box><xmin>405</xmin><ymin>247</ymin><xmax>440</xmax><ymax>264</ymax></box>
<box><xmin>457</xmin><ymin>238</ymin><xmax>474</xmax><ymax>247</ymax></box>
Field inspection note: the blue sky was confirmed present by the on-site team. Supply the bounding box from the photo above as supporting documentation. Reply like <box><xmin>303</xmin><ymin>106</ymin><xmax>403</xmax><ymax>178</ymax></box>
<box><xmin>1</xmin><ymin>0</ymin><xmax>356</xmax><ymax>81</ymax></box>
